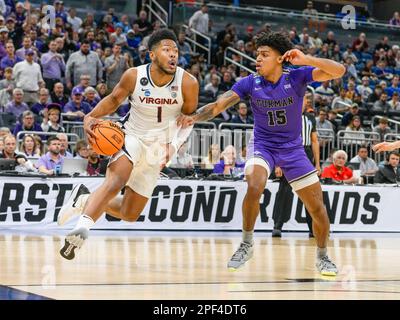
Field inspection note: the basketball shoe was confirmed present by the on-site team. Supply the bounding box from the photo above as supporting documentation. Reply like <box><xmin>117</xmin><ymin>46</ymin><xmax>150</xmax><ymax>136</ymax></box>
<box><xmin>60</xmin><ymin>227</ymin><xmax>89</xmax><ymax>260</ymax></box>
<box><xmin>316</xmin><ymin>256</ymin><xmax>338</xmax><ymax>276</ymax></box>
<box><xmin>227</xmin><ymin>241</ymin><xmax>254</xmax><ymax>271</ymax></box>
<box><xmin>57</xmin><ymin>184</ymin><xmax>90</xmax><ymax>226</ymax></box>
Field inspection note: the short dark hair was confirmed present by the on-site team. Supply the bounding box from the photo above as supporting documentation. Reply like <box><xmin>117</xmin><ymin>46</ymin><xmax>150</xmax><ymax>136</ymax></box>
<box><xmin>47</xmin><ymin>136</ymin><xmax>60</xmax><ymax>146</ymax></box>
<box><xmin>255</xmin><ymin>31</ymin><xmax>293</xmax><ymax>55</ymax></box>
<box><xmin>148</xmin><ymin>29</ymin><xmax>177</xmax><ymax>51</ymax></box>
<box><xmin>81</xmin><ymin>39</ymin><xmax>90</xmax><ymax>46</ymax></box>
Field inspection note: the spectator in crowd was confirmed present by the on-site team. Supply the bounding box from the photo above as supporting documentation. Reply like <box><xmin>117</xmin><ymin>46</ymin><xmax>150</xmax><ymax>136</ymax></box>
<box><xmin>201</xmin><ymin>144</ymin><xmax>221</xmax><ymax>170</ymax></box>
<box><xmin>12</xmin><ymin>110</ymin><xmax>42</xmax><ymax>138</ymax></box>
<box><xmin>31</xmin><ymin>88</ymin><xmax>50</xmax><ymax>117</ymax></box>
<box><xmin>189</xmin><ymin>4</ymin><xmax>209</xmax><ymax>35</ymax></box>
<box><xmin>218</xmin><ymin>71</ymin><xmax>234</xmax><ymax>92</ymax></box>
<box><xmin>19</xmin><ymin>134</ymin><xmax>40</xmax><ymax>157</ymax></box>
<box><xmin>86</xmin><ymin>144</ymin><xmax>101</xmax><ymax>176</ymax></box>
<box><xmin>389</xmin><ymin>92</ymin><xmax>400</xmax><ymax>110</ymax></box>
<box><xmin>0</xmin><ymin>41</ymin><xmax>22</xmax><ymax>70</ymax></box>
<box><xmin>315</xmin><ymin>81</ymin><xmax>334</xmax><ymax>105</ymax></box>
<box><xmin>373</xmin><ymin>117</ymin><xmax>391</xmax><ymax>142</ymax></box>
<box><xmin>0</xmin><ymin>127</ymin><xmax>11</xmax><ymax>138</ymax></box>
<box><xmin>213</xmin><ymin>145</ymin><xmax>245</xmax><ymax>174</ymax></box>
<box><xmin>387</xmin><ymin>75</ymin><xmax>400</xmax><ymax>97</ymax></box>
<box><xmin>374</xmin><ymin>152</ymin><xmax>400</xmax><ymax>183</ymax></box>
<box><xmin>324</xmin><ymin>31</ymin><xmax>337</xmax><ymax>49</ymax></box>
<box><xmin>341</xmin><ymin>103</ymin><xmax>364</xmax><ymax>127</ymax></box>
<box><xmin>321</xmin><ymin>150</ymin><xmax>358</xmax><ymax>184</ymax></box>
<box><xmin>110</xmin><ymin>23</ymin><xmax>127</xmax><ymax>47</ymax></box>
<box><xmin>345</xmin><ymin>81</ymin><xmax>357</xmax><ymax>101</ymax></box>
<box><xmin>204</xmin><ymin>73</ymin><xmax>220</xmax><ymax>98</ymax></box>
<box><xmin>41</xmin><ymin>104</ymin><xmax>64</xmax><ymax>133</ymax></box>
<box><xmin>64</xmin><ymin>87</ymin><xmax>91</xmax><ymax>120</ymax></box>
<box><xmin>316</xmin><ymin>108</ymin><xmax>333</xmax><ymax>133</ymax></box>
<box><xmin>133</xmin><ymin>45</ymin><xmax>151</xmax><ymax>67</ymax></box>
<box><xmin>134</xmin><ymin>10</ymin><xmax>152</xmax><ymax>37</ymax></box>
<box><xmin>389</xmin><ymin>12</ymin><xmax>400</xmax><ymax>26</ymax></box>
<box><xmin>373</xmin><ymin>92</ymin><xmax>391</xmax><ymax>114</ymax></box>
<box><xmin>0</xmin><ymin>134</ymin><xmax>34</xmax><ymax>171</ymax></box>
<box><xmin>331</xmin><ymin>87</ymin><xmax>352</xmax><ymax>113</ymax></box>
<box><xmin>13</xmin><ymin>49</ymin><xmax>43</xmax><ymax>104</ymax></box>
<box><xmin>105</xmin><ymin>43</ymin><xmax>129</xmax><ymax>89</ymax></box>
<box><xmin>352</xmin><ymin>32</ymin><xmax>369</xmax><ymax>53</ymax></box>
<box><xmin>344</xmin><ymin>57</ymin><xmax>359</xmax><ymax>81</ymax></box>
<box><xmin>36</xmin><ymin>136</ymin><xmax>64</xmax><ymax>175</ymax></box>
<box><xmin>362</xmin><ymin>60</ymin><xmax>378</xmax><ymax>81</ymax></box>
<box><xmin>342</xmin><ymin>45</ymin><xmax>358</xmax><ymax>64</ymax></box>
<box><xmin>343</xmin><ymin>116</ymin><xmax>365</xmax><ymax>158</ymax></box>
<box><xmin>5</xmin><ymin>88</ymin><xmax>28</xmax><ymax>119</ymax></box>
<box><xmin>56</xmin><ymin>132</ymin><xmax>72</xmax><ymax>158</ymax></box>
<box><xmin>0</xmin><ymin>66</ymin><xmax>14</xmax><ymax>104</ymax></box>
<box><xmin>50</xmin><ymin>82</ymin><xmax>69</xmax><ymax>108</ymax></box>
<box><xmin>327</xmin><ymin>110</ymin><xmax>339</xmax><ymax>134</ymax></box>
<box><xmin>74</xmin><ymin>139</ymin><xmax>88</xmax><ymax>159</ymax></box>
<box><xmin>96</xmin><ymin>82</ymin><xmax>108</xmax><ymax>99</ymax></box>
<box><xmin>169</xmin><ymin>141</ymin><xmax>194</xmax><ymax>169</ymax></box>
<box><xmin>73</xmin><ymin>74</ymin><xmax>92</xmax><ymax>93</ymax></box>
<box><xmin>177</xmin><ymin>31</ymin><xmax>192</xmax><ymax>62</ymax></box>
<box><xmin>65</xmin><ymin>40</ymin><xmax>103</xmax><ymax>89</ymax></box>
<box><xmin>231</xmin><ymin>102</ymin><xmax>253</xmax><ymax>124</ymax></box>
<box><xmin>67</xmin><ymin>8</ymin><xmax>82</xmax><ymax>32</ymax></box>
<box><xmin>368</xmin><ymin>84</ymin><xmax>383</xmax><ymax>103</ymax></box>
<box><xmin>357</xmin><ymin>76</ymin><xmax>373</xmax><ymax>103</ymax></box>
<box><xmin>350</xmin><ymin>145</ymin><xmax>379</xmax><ymax>179</ymax></box>
<box><xmin>15</xmin><ymin>36</ymin><xmax>38</xmax><ymax>62</ymax></box>
<box><xmin>83</xmin><ymin>86</ymin><xmax>100</xmax><ymax>109</ymax></box>
<box><xmin>40</xmin><ymin>40</ymin><xmax>66</xmax><ymax>91</ymax></box>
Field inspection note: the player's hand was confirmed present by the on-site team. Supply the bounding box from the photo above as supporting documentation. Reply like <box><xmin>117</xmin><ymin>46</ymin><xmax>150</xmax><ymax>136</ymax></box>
<box><xmin>316</xmin><ymin>164</ymin><xmax>321</xmax><ymax>176</ymax></box>
<box><xmin>159</xmin><ymin>143</ymin><xmax>175</xmax><ymax>170</ymax></box>
<box><xmin>373</xmin><ymin>141</ymin><xmax>397</xmax><ymax>153</ymax></box>
<box><xmin>176</xmin><ymin>114</ymin><xmax>194</xmax><ymax>128</ymax></box>
<box><xmin>84</xmin><ymin>115</ymin><xmax>102</xmax><ymax>146</ymax></box>
<box><xmin>281</xmin><ymin>49</ymin><xmax>310</xmax><ymax>66</ymax></box>
<box><xmin>275</xmin><ymin>166</ymin><xmax>283</xmax><ymax>178</ymax></box>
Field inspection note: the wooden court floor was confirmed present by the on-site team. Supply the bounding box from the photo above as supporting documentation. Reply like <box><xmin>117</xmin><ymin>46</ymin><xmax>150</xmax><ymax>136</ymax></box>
<box><xmin>0</xmin><ymin>230</ymin><xmax>400</xmax><ymax>300</ymax></box>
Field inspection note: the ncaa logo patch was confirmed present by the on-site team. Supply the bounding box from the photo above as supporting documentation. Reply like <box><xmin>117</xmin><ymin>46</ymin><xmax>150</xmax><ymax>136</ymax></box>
<box><xmin>145</xmin><ymin>90</ymin><xmax>151</xmax><ymax>97</ymax></box>
<box><xmin>255</xmin><ymin>77</ymin><xmax>261</xmax><ymax>84</ymax></box>
<box><xmin>140</xmin><ymin>77</ymin><xmax>149</xmax><ymax>86</ymax></box>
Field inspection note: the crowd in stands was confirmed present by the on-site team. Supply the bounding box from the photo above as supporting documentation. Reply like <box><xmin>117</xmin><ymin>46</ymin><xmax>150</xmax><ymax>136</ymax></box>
<box><xmin>0</xmin><ymin>1</ymin><xmax>399</xmax><ymax>183</ymax></box>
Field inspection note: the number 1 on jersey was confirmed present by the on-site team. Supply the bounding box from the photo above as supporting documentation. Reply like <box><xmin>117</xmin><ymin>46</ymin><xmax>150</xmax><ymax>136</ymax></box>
<box><xmin>157</xmin><ymin>106</ymin><xmax>162</xmax><ymax>123</ymax></box>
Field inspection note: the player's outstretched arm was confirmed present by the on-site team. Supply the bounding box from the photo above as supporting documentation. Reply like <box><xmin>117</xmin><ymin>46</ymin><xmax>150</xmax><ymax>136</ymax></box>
<box><xmin>84</xmin><ymin>68</ymin><xmax>137</xmax><ymax>144</ymax></box>
<box><xmin>192</xmin><ymin>90</ymin><xmax>241</xmax><ymax>122</ymax></box>
<box><xmin>282</xmin><ymin>49</ymin><xmax>346</xmax><ymax>81</ymax></box>
<box><xmin>373</xmin><ymin>141</ymin><xmax>400</xmax><ymax>153</ymax></box>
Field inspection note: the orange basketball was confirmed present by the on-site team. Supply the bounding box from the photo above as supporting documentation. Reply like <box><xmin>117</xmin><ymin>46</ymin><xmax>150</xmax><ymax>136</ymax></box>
<box><xmin>91</xmin><ymin>121</ymin><xmax>124</xmax><ymax>156</ymax></box>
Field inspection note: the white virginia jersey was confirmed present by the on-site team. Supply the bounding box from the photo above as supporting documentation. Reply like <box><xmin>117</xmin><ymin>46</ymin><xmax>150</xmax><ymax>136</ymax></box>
<box><xmin>121</xmin><ymin>63</ymin><xmax>185</xmax><ymax>144</ymax></box>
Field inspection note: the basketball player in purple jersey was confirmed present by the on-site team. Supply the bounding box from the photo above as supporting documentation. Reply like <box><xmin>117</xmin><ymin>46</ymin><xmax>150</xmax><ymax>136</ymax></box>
<box><xmin>181</xmin><ymin>32</ymin><xmax>345</xmax><ymax>275</ymax></box>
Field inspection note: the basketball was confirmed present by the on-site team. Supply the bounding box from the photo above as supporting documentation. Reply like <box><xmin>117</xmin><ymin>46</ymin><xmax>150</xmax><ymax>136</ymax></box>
<box><xmin>91</xmin><ymin>121</ymin><xmax>124</xmax><ymax>156</ymax></box>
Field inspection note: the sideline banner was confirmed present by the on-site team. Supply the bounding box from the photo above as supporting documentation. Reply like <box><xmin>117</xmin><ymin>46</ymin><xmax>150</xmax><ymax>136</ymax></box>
<box><xmin>0</xmin><ymin>176</ymin><xmax>396</xmax><ymax>232</ymax></box>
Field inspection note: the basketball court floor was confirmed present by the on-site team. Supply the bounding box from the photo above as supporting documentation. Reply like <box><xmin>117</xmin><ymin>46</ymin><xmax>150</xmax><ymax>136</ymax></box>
<box><xmin>0</xmin><ymin>230</ymin><xmax>399</xmax><ymax>300</ymax></box>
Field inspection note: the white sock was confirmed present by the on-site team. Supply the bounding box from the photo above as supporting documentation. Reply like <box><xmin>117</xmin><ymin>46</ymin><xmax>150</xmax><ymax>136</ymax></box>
<box><xmin>74</xmin><ymin>214</ymin><xmax>95</xmax><ymax>231</ymax></box>
<box><xmin>242</xmin><ymin>229</ymin><xmax>254</xmax><ymax>245</ymax></box>
<box><xmin>78</xmin><ymin>194</ymin><xmax>90</xmax><ymax>209</ymax></box>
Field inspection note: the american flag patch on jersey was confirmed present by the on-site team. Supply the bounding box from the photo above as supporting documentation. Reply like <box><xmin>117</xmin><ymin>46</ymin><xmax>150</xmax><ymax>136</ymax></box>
<box><xmin>171</xmin><ymin>86</ymin><xmax>178</xmax><ymax>91</ymax></box>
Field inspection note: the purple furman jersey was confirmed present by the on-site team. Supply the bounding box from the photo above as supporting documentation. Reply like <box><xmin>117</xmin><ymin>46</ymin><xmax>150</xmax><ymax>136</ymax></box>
<box><xmin>232</xmin><ymin>66</ymin><xmax>317</xmax><ymax>183</ymax></box>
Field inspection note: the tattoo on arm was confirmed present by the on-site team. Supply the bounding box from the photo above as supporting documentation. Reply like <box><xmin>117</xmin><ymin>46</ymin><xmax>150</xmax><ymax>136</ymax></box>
<box><xmin>194</xmin><ymin>90</ymin><xmax>239</xmax><ymax>122</ymax></box>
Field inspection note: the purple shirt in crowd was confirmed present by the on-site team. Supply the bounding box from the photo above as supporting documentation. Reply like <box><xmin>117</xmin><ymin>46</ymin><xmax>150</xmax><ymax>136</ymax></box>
<box><xmin>232</xmin><ymin>66</ymin><xmax>315</xmax><ymax>149</ymax></box>
<box><xmin>41</xmin><ymin>51</ymin><xmax>66</xmax><ymax>79</ymax></box>
<box><xmin>5</xmin><ymin>101</ymin><xmax>29</xmax><ymax>118</ymax></box>
<box><xmin>213</xmin><ymin>160</ymin><xmax>245</xmax><ymax>174</ymax></box>
<box><xmin>36</xmin><ymin>152</ymin><xmax>64</xmax><ymax>170</ymax></box>
<box><xmin>64</xmin><ymin>101</ymin><xmax>92</xmax><ymax>115</ymax></box>
<box><xmin>0</xmin><ymin>55</ymin><xmax>23</xmax><ymax>70</ymax></box>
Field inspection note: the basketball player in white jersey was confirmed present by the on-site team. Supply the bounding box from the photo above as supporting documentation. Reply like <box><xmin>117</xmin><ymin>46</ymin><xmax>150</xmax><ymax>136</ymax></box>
<box><xmin>59</xmin><ymin>29</ymin><xmax>199</xmax><ymax>260</ymax></box>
